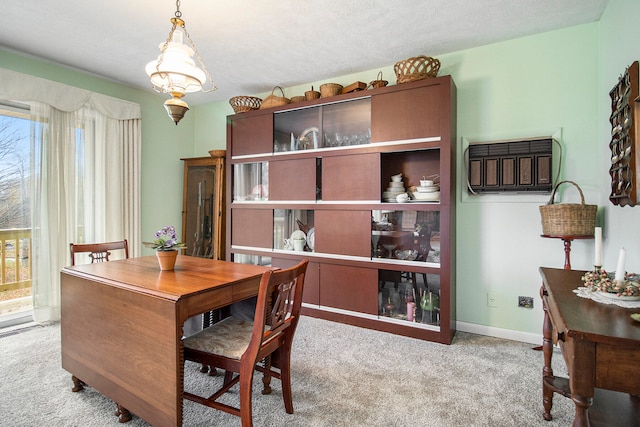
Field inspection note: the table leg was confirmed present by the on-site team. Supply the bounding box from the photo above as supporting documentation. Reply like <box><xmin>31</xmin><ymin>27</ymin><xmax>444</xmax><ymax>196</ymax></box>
<box><xmin>541</xmin><ymin>285</ymin><xmax>555</xmax><ymax>421</ymax></box>
<box><xmin>570</xmin><ymin>394</ymin><xmax>592</xmax><ymax>427</ymax></box>
<box><xmin>115</xmin><ymin>404</ymin><xmax>132</xmax><ymax>423</ymax></box>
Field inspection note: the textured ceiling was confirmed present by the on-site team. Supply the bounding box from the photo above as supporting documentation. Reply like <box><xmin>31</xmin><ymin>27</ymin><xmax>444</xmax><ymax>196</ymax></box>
<box><xmin>0</xmin><ymin>0</ymin><xmax>609</xmax><ymax>105</ymax></box>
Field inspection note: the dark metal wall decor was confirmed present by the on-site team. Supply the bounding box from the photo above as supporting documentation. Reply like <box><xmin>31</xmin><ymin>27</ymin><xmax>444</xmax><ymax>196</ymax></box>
<box><xmin>609</xmin><ymin>60</ymin><xmax>639</xmax><ymax>207</ymax></box>
<box><xmin>467</xmin><ymin>138</ymin><xmax>553</xmax><ymax>193</ymax></box>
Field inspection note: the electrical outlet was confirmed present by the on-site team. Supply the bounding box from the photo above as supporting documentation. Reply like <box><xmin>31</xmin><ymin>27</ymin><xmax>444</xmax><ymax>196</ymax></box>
<box><xmin>518</xmin><ymin>296</ymin><xmax>534</xmax><ymax>308</ymax></box>
<box><xmin>487</xmin><ymin>292</ymin><xmax>498</xmax><ymax>308</ymax></box>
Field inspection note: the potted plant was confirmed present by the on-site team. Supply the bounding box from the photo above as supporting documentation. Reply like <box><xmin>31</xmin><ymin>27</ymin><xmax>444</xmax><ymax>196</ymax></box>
<box><xmin>144</xmin><ymin>225</ymin><xmax>186</xmax><ymax>270</ymax></box>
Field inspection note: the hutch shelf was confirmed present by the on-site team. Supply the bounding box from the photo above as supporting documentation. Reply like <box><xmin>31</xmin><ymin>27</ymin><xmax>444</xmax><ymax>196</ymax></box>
<box><xmin>226</xmin><ymin>77</ymin><xmax>457</xmax><ymax>344</ymax></box>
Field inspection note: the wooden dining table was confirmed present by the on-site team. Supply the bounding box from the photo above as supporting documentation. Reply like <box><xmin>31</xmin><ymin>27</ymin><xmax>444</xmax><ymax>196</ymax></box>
<box><xmin>60</xmin><ymin>255</ymin><xmax>273</xmax><ymax>427</ymax></box>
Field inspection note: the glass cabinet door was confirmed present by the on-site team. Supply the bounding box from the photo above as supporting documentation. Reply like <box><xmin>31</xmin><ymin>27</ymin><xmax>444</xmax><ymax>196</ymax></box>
<box><xmin>233</xmin><ymin>162</ymin><xmax>269</xmax><ymax>201</ymax></box>
<box><xmin>379</xmin><ymin>270</ymin><xmax>440</xmax><ymax>326</ymax></box>
<box><xmin>273</xmin><ymin>97</ymin><xmax>371</xmax><ymax>152</ymax></box>
<box><xmin>182</xmin><ymin>153</ymin><xmax>225</xmax><ymax>260</ymax></box>
<box><xmin>274</xmin><ymin>209</ymin><xmax>314</xmax><ymax>252</ymax></box>
<box><xmin>274</xmin><ymin>108</ymin><xmax>321</xmax><ymax>152</ymax></box>
<box><xmin>322</xmin><ymin>98</ymin><xmax>371</xmax><ymax>148</ymax></box>
<box><xmin>371</xmin><ymin>209</ymin><xmax>440</xmax><ymax>263</ymax></box>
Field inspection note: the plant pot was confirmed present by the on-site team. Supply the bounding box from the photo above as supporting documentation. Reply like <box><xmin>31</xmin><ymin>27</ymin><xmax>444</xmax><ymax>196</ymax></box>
<box><xmin>156</xmin><ymin>250</ymin><xmax>178</xmax><ymax>271</ymax></box>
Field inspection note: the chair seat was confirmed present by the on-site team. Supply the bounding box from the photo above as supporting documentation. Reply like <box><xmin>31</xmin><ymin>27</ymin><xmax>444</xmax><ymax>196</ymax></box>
<box><xmin>184</xmin><ymin>317</ymin><xmax>255</xmax><ymax>360</ymax></box>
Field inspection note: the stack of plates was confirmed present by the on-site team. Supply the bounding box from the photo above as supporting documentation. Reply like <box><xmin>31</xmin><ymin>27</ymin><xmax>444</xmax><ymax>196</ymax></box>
<box><xmin>382</xmin><ymin>174</ymin><xmax>405</xmax><ymax>202</ymax></box>
<box><xmin>411</xmin><ymin>183</ymin><xmax>440</xmax><ymax>201</ymax></box>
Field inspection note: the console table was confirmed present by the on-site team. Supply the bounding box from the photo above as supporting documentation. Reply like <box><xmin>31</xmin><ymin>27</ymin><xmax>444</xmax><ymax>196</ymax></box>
<box><xmin>539</xmin><ymin>267</ymin><xmax>640</xmax><ymax>426</ymax></box>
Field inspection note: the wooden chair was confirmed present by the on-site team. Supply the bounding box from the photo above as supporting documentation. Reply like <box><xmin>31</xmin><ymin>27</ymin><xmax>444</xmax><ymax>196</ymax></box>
<box><xmin>69</xmin><ymin>240</ymin><xmax>129</xmax><ymax>266</ymax></box>
<box><xmin>183</xmin><ymin>259</ymin><xmax>309</xmax><ymax>427</ymax></box>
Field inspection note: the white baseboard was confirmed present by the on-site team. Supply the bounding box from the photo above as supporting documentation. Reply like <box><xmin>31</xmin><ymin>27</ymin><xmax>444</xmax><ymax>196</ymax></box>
<box><xmin>456</xmin><ymin>321</ymin><xmax>542</xmax><ymax>345</ymax></box>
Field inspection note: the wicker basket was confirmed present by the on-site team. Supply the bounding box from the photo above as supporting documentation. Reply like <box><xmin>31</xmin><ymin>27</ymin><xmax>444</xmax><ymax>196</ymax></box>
<box><xmin>320</xmin><ymin>83</ymin><xmax>343</xmax><ymax>98</ymax></box>
<box><xmin>229</xmin><ymin>96</ymin><xmax>262</xmax><ymax>113</ymax></box>
<box><xmin>368</xmin><ymin>71</ymin><xmax>389</xmax><ymax>89</ymax></box>
<box><xmin>394</xmin><ymin>56</ymin><xmax>440</xmax><ymax>84</ymax></box>
<box><xmin>290</xmin><ymin>96</ymin><xmax>306</xmax><ymax>103</ymax></box>
<box><xmin>539</xmin><ymin>181</ymin><xmax>597</xmax><ymax>236</ymax></box>
<box><xmin>259</xmin><ymin>86</ymin><xmax>290</xmax><ymax>110</ymax></box>
<box><xmin>305</xmin><ymin>86</ymin><xmax>320</xmax><ymax>100</ymax></box>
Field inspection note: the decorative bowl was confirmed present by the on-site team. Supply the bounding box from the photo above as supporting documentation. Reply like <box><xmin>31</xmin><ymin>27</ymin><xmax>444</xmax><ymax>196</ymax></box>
<box><xmin>395</xmin><ymin>249</ymin><xmax>418</xmax><ymax>260</ymax></box>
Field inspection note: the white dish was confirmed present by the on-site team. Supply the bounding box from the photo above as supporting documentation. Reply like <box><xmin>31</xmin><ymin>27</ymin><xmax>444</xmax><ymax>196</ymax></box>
<box><xmin>416</xmin><ymin>186</ymin><xmax>439</xmax><ymax>193</ymax></box>
<box><xmin>390</xmin><ymin>174</ymin><xmax>403</xmax><ymax>182</ymax></box>
<box><xmin>389</xmin><ymin>182</ymin><xmax>404</xmax><ymax>188</ymax></box>
<box><xmin>412</xmin><ymin>191</ymin><xmax>440</xmax><ymax>201</ymax></box>
<box><xmin>597</xmin><ymin>291</ymin><xmax>640</xmax><ymax>301</ymax></box>
<box><xmin>307</xmin><ymin>228</ymin><xmax>315</xmax><ymax>250</ymax></box>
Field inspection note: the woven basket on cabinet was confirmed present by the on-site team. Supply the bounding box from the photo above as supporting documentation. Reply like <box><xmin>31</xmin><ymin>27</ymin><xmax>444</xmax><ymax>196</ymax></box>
<box><xmin>394</xmin><ymin>55</ymin><xmax>440</xmax><ymax>84</ymax></box>
<box><xmin>229</xmin><ymin>96</ymin><xmax>262</xmax><ymax>113</ymax></box>
<box><xmin>259</xmin><ymin>86</ymin><xmax>290</xmax><ymax>109</ymax></box>
<box><xmin>319</xmin><ymin>83</ymin><xmax>343</xmax><ymax>98</ymax></box>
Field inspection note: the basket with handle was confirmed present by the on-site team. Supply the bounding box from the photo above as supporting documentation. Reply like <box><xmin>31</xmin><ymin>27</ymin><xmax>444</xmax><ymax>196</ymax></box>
<box><xmin>539</xmin><ymin>181</ymin><xmax>597</xmax><ymax>236</ymax></box>
<box><xmin>368</xmin><ymin>71</ymin><xmax>389</xmax><ymax>89</ymax></box>
<box><xmin>259</xmin><ymin>86</ymin><xmax>290</xmax><ymax>109</ymax></box>
<box><xmin>305</xmin><ymin>86</ymin><xmax>321</xmax><ymax>100</ymax></box>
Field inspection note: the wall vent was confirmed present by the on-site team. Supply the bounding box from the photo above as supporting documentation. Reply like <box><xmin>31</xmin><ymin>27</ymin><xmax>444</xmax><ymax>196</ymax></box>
<box><xmin>467</xmin><ymin>138</ymin><xmax>553</xmax><ymax>193</ymax></box>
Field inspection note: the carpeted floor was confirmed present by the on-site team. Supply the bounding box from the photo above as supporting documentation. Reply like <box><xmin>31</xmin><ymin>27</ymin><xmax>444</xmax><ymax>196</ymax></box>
<box><xmin>0</xmin><ymin>316</ymin><xmax>575</xmax><ymax>426</ymax></box>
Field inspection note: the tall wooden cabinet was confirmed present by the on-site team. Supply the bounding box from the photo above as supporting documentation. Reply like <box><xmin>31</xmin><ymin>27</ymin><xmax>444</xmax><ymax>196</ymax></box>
<box><xmin>226</xmin><ymin>77</ymin><xmax>456</xmax><ymax>344</ymax></box>
<box><xmin>181</xmin><ymin>150</ymin><xmax>225</xmax><ymax>260</ymax></box>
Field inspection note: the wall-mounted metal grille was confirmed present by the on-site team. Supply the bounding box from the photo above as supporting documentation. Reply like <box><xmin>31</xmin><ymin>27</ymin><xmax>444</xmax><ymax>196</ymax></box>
<box><xmin>467</xmin><ymin>138</ymin><xmax>553</xmax><ymax>193</ymax></box>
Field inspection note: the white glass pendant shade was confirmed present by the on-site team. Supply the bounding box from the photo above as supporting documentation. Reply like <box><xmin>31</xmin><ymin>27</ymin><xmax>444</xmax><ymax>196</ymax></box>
<box><xmin>145</xmin><ymin>29</ymin><xmax>206</xmax><ymax>95</ymax></box>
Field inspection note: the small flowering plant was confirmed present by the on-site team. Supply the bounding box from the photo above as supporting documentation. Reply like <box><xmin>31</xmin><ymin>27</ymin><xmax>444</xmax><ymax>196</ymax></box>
<box><xmin>143</xmin><ymin>225</ymin><xmax>186</xmax><ymax>251</ymax></box>
<box><xmin>581</xmin><ymin>269</ymin><xmax>640</xmax><ymax>297</ymax></box>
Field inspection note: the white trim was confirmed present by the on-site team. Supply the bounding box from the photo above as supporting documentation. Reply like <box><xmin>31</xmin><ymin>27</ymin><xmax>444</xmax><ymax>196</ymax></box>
<box><xmin>455</xmin><ymin>321</ymin><xmax>542</xmax><ymax>345</ymax></box>
<box><xmin>232</xmin><ymin>137</ymin><xmax>442</xmax><ymax>161</ymax></box>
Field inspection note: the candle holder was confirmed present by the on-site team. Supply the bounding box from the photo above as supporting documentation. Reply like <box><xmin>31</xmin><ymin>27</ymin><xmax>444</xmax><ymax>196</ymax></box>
<box><xmin>593</xmin><ymin>265</ymin><xmax>601</xmax><ymax>273</ymax></box>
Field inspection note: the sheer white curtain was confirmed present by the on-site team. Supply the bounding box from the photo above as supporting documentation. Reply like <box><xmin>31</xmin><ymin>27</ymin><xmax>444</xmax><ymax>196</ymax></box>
<box><xmin>0</xmin><ymin>68</ymin><xmax>142</xmax><ymax>323</ymax></box>
<box><xmin>29</xmin><ymin>103</ymin><xmax>141</xmax><ymax>322</ymax></box>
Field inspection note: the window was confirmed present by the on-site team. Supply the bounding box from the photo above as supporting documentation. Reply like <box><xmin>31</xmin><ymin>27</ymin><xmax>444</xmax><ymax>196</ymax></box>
<box><xmin>0</xmin><ymin>101</ymin><xmax>33</xmax><ymax>320</ymax></box>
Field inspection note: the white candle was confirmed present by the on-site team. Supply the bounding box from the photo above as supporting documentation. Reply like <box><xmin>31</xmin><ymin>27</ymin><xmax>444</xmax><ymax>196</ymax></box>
<box><xmin>594</xmin><ymin>227</ymin><xmax>602</xmax><ymax>267</ymax></box>
<box><xmin>614</xmin><ymin>247</ymin><xmax>626</xmax><ymax>282</ymax></box>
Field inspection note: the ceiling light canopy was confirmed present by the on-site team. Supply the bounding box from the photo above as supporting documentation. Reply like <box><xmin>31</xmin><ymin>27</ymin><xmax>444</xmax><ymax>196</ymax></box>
<box><xmin>145</xmin><ymin>0</ymin><xmax>216</xmax><ymax>125</ymax></box>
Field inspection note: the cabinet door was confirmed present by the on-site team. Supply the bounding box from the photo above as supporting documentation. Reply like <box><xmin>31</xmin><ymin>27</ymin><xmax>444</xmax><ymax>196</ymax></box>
<box><xmin>319</xmin><ymin>264</ymin><xmax>378</xmax><ymax>314</ymax></box>
<box><xmin>322</xmin><ymin>153</ymin><xmax>379</xmax><ymax>200</ymax></box>
<box><xmin>371</xmin><ymin>84</ymin><xmax>441</xmax><ymax>142</ymax></box>
<box><xmin>231</xmin><ymin>209</ymin><xmax>273</xmax><ymax>248</ymax></box>
<box><xmin>229</xmin><ymin>114</ymin><xmax>273</xmax><ymax>157</ymax></box>
<box><xmin>315</xmin><ymin>210</ymin><xmax>371</xmax><ymax>257</ymax></box>
<box><xmin>269</xmin><ymin>158</ymin><xmax>317</xmax><ymax>201</ymax></box>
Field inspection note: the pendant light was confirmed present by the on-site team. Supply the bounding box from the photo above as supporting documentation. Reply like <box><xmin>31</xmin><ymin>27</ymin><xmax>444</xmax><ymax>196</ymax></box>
<box><xmin>145</xmin><ymin>0</ymin><xmax>216</xmax><ymax>125</ymax></box>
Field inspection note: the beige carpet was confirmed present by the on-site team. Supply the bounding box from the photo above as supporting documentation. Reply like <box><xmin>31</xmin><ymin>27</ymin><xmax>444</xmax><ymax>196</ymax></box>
<box><xmin>0</xmin><ymin>317</ymin><xmax>575</xmax><ymax>426</ymax></box>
